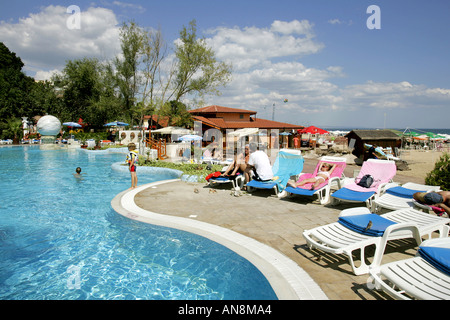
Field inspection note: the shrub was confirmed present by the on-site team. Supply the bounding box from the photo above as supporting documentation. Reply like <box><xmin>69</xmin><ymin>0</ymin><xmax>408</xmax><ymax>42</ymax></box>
<box><xmin>425</xmin><ymin>152</ymin><xmax>450</xmax><ymax>191</ymax></box>
<box><xmin>139</xmin><ymin>160</ymin><xmax>223</xmax><ymax>181</ymax></box>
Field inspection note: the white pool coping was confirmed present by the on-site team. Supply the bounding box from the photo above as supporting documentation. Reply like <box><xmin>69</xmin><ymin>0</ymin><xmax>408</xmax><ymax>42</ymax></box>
<box><xmin>111</xmin><ymin>179</ymin><xmax>328</xmax><ymax>300</ymax></box>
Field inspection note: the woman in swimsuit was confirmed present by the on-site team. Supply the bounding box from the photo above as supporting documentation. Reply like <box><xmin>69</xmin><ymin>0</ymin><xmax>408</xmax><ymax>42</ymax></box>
<box><xmin>287</xmin><ymin>162</ymin><xmax>337</xmax><ymax>190</ymax></box>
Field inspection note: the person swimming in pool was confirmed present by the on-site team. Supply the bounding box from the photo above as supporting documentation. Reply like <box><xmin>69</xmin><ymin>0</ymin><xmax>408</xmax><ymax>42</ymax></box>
<box><xmin>73</xmin><ymin>167</ymin><xmax>84</xmax><ymax>180</ymax></box>
<box><xmin>287</xmin><ymin>162</ymin><xmax>337</xmax><ymax>190</ymax></box>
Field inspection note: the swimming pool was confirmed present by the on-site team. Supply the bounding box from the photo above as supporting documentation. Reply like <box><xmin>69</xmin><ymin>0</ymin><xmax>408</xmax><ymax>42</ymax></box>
<box><xmin>0</xmin><ymin>146</ymin><xmax>277</xmax><ymax>300</ymax></box>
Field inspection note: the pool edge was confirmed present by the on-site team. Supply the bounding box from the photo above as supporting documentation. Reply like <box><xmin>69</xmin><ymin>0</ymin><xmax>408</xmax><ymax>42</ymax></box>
<box><xmin>111</xmin><ymin>180</ymin><xmax>329</xmax><ymax>300</ymax></box>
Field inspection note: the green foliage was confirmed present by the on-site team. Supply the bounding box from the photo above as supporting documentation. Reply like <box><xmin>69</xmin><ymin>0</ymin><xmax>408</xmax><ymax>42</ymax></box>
<box><xmin>0</xmin><ymin>42</ymin><xmax>36</xmax><ymax>122</ymax></box>
<box><xmin>173</xmin><ymin>20</ymin><xmax>232</xmax><ymax>102</ymax></box>
<box><xmin>0</xmin><ymin>118</ymin><xmax>23</xmax><ymax>142</ymax></box>
<box><xmin>425</xmin><ymin>153</ymin><xmax>450</xmax><ymax>191</ymax></box>
<box><xmin>0</xmin><ymin>18</ymin><xmax>233</xmax><ymax>131</ymax></box>
<box><xmin>139</xmin><ymin>160</ymin><xmax>222</xmax><ymax>181</ymax></box>
<box><xmin>159</xmin><ymin>100</ymin><xmax>193</xmax><ymax>127</ymax></box>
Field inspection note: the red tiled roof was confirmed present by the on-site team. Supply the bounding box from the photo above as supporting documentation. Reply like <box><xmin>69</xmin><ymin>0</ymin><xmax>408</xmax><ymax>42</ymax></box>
<box><xmin>192</xmin><ymin>116</ymin><xmax>303</xmax><ymax>130</ymax></box>
<box><xmin>189</xmin><ymin>105</ymin><xmax>256</xmax><ymax>114</ymax></box>
<box><xmin>143</xmin><ymin>115</ymin><xmax>169</xmax><ymax>127</ymax></box>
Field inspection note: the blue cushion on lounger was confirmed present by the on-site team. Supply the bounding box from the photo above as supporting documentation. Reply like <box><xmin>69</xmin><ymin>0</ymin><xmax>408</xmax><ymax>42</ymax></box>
<box><xmin>246</xmin><ymin>179</ymin><xmax>276</xmax><ymax>189</ymax></box>
<box><xmin>385</xmin><ymin>186</ymin><xmax>425</xmax><ymax>198</ymax></box>
<box><xmin>338</xmin><ymin>214</ymin><xmax>397</xmax><ymax>237</ymax></box>
<box><xmin>418</xmin><ymin>246</ymin><xmax>450</xmax><ymax>276</ymax></box>
<box><xmin>284</xmin><ymin>186</ymin><xmax>316</xmax><ymax>196</ymax></box>
<box><xmin>332</xmin><ymin>188</ymin><xmax>375</xmax><ymax>202</ymax></box>
<box><xmin>209</xmin><ymin>176</ymin><xmax>230</xmax><ymax>182</ymax></box>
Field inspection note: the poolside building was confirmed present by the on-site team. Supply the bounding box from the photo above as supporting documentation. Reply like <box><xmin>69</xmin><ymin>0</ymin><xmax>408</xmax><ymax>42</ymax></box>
<box><xmin>188</xmin><ymin>105</ymin><xmax>303</xmax><ymax>133</ymax></box>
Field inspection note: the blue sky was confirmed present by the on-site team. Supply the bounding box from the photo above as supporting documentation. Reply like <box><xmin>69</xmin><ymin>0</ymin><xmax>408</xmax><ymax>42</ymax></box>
<box><xmin>1</xmin><ymin>0</ymin><xmax>450</xmax><ymax>129</ymax></box>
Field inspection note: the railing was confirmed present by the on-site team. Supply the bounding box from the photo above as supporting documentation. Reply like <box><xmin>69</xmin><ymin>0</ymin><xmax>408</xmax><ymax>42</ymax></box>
<box><xmin>146</xmin><ymin>137</ymin><xmax>168</xmax><ymax>160</ymax></box>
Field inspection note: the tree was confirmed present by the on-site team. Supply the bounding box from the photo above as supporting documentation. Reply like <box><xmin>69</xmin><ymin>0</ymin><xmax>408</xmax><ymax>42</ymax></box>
<box><xmin>53</xmin><ymin>58</ymin><xmax>101</xmax><ymax>122</ymax></box>
<box><xmin>136</xmin><ymin>26</ymin><xmax>172</xmax><ymax>129</ymax></box>
<box><xmin>159</xmin><ymin>100</ymin><xmax>193</xmax><ymax>127</ymax></box>
<box><xmin>114</xmin><ymin>21</ymin><xmax>145</xmax><ymax>123</ymax></box>
<box><xmin>52</xmin><ymin>58</ymin><xmax>121</xmax><ymax>128</ymax></box>
<box><xmin>171</xmin><ymin>20</ymin><xmax>232</xmax><ymax>102</ymax></box>
<box><xmin>0</xmin><ymin>42</ymin><xmax>36</xmax><ymax>122</ymax></box>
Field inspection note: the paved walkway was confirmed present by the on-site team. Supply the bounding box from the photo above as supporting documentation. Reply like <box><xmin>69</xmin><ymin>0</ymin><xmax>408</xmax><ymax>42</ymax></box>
<box><xmin>114</xmin><ymin>159</ymin><xmax>427</xmax><ymax>300</ymax></box>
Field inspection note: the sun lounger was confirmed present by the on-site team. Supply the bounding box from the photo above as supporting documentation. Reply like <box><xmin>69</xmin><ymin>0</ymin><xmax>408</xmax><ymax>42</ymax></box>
<box><xmin>207</xmin><ymin>165</ymin><xmax>245</xmax><ymax>190</ymax></box>
<box><xmin>331</xmin><ymin>159</ymin><xmax>397</xmax><ymax>209</ymax></box>
<box><xmin>280</xmin><ymin>156</ymin><xmax>347</xmax><ymax>204</ymax></box>
<box><xmin>246</xmin><ymin>149</ymin><xmax>303</xmax><ymax>196</ymax></box>
<box><xmin>369</xmin><ymin>237</ymin><xmax>450</xmax><ymax>300</ymax></box>
<box><xmin>373</xmin><ymin>182</ymin><xmax>441</xmax><ymax>212</ymax></box>
<box><xmin>302</xmin><ymin>207</ymin><xmax>450</xmax><ymax>275</ymax></box>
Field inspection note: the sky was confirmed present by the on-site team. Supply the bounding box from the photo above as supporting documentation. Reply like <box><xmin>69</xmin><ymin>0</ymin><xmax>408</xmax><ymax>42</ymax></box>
<box><xmin>1</xmin><ymin>0</ymin><xmax>450</xmax><ymax>129</ymax></box>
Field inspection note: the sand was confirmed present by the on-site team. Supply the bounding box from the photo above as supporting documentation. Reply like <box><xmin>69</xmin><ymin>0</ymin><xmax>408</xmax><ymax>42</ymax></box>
<box><xmin>396</xmin><ymin>149</ymin><xmax>447</xmax><ymax>183</ymax></box>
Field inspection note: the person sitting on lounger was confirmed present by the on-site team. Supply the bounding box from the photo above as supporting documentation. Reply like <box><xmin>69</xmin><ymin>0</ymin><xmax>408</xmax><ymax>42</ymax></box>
<box><xmin>413</xmin><ymin>191</ymin><xmax>450</xmax><ymax>215</ymax></box>
<box><xmin>245</xmin><ymin>143</ymin><xmax>273</xmax><ymax>183</ymax></box>
<box><xmin>287</xmin><ymin>162</ymin><xmax>337</xmax><ymax>190</ymax></box>
<box><xmin>221</xmin><ymin>150</ymin><xmax>244</xmax><ymax>179</ymax></box>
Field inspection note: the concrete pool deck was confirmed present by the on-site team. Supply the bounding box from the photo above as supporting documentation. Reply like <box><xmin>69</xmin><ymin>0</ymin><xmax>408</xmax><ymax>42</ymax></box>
<box><xmin>111</xmin><ymin>162</ymin><xmax>430</xmax><ymax>300</ymax></box>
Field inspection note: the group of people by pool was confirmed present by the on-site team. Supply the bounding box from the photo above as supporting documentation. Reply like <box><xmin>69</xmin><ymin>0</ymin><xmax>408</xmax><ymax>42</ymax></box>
<box><xmin>73</xmin><ymin>141</ymin><xmax>450</xmax><ymax>216</ymax></box>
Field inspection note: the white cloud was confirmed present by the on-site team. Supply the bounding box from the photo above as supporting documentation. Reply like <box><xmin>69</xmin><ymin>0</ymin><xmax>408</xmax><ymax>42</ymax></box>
<box><xmin>0</xmin><ymin>5</ymin><xmax>121</xmax><ymax>79</ymax></box>
<box><xmin>205</xmin><ymin>19</ymin><xmax>324</xmax><ymax>72</ymax></box>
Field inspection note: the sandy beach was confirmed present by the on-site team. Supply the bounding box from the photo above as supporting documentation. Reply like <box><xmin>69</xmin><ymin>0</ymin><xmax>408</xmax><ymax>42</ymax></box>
<box><xmin>395</xmin><ymin>149</ymin><xmax>447</xmax><ymax>183</ymax></box>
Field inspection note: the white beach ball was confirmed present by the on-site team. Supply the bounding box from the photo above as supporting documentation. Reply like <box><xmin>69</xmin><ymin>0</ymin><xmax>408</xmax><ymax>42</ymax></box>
<box><xmin>36</xmin><ymin>115</ymin><xmax>61</xmax><ymax>136</ymax></box>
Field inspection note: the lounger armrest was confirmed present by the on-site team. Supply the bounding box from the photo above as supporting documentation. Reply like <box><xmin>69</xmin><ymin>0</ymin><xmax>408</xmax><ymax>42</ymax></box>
<box><xmin>370</xmin><ymin>222</ymin><xmax>422</xmax><ymax>270</ymax></box>
<box><xmin>376</xmin><ymin>182</ymin><xmax>390</xmax><ymax>195</ymax></box>
<box><xmin>329</xmin><ymin>176</ymin><xmax>343</xmax><ymax>189</ymax></box>
<box><xmin>381</xmin><ymin>222</ymin><xmax>422</xmax><ymax>244</ymax></box>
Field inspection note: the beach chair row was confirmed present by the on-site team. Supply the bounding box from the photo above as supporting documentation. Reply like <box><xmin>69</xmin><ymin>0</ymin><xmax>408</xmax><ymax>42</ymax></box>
<box><xmin>207</xmin><ymin>150</ymin><xmax>450</xmax><ymax>300</ymax></box>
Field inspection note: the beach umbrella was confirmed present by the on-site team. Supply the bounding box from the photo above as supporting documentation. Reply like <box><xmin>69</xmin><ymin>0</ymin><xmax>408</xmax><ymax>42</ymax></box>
<box><xmin>227</xmin><ymin>128</ymin><xmax>259</xmax><ymax>137</ymax></box>
<box><xmin>178</xmin><ymin>134</ymin><xmax>203</xmax><ymax>142</ymax></box>
<box><xmin>424</xmin><ymin>132</ymin><xmax>441</xmax><ymax>139</ymax></box>
<box><xmin>404</xmin><ymin>131</ymin><xmax>421</xmax><ymax>137</ymax></box>
<box><xmin>299</xmin><ymin>126</ymin><xmax>329</xmax><ymax>135</ymax></box>
<box><xmin>63</xmin><ymin>122</ymin><xmax>82</xmax><ymax>128</ymax></box>
<box><xmin>104</xmin><ymin>121</ymin><xmax>129</xmax><ymax>127</ymax></box>
<box><xmin>279</xmin><ymin>132</ymin><xmax>291</xmax><ymax>136</ymax></box>
<box><xmin>152</xmin><ymin>126</ymin><xmax>192</xmax><ymax>135</ymax></box>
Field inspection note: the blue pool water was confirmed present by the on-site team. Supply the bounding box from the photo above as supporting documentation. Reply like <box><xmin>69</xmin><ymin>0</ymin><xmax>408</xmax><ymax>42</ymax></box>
<box><xmin>0</xmin><ymin>146</ymin><xmax>277</xmax><ymax>300</ymax></box>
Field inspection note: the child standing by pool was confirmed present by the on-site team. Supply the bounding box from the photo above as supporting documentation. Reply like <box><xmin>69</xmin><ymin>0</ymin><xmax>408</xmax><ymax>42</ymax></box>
<box><xmin>126</xmin><ymin>143</ymin><xmax>139</xmax><ymax>189</ymax></box>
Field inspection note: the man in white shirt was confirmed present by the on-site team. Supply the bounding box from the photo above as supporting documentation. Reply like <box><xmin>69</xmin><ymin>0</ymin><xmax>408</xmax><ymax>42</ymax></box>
<box><xmin>246</xmin><ymin>142</ymin><xmax>273</xmax><ymax>182</ymax></box>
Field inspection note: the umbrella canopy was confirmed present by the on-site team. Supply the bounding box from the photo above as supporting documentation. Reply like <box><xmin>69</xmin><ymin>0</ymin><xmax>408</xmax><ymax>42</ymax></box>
<box><xmin>62</xmin><ymin>122</ymin><xmax>82</xmax><ymax>128</ymax></box>
<box><xmin>152</xmin><ymin>126</ymin><xmax>192</xmax><ymax>135</ymax></box>
<box><xmin>178</xmin><ymin>134</ymin><xmax>203</xmax><ymax>142</ymax></box>
<box><xmin>227</xmin><ymin>128</ymin><xmax>259</xmax><ymax>137</ymax></box>
<box><xmin>104</xmin><ymin>121</ymin><xmax>129</xmax><ymax>127</ymax></box>
<box><xmin>279</xmin><ymin>132</ymin><xmax>291</xmax><ymax>136</ymax></box>
<box><xmin>299</xmin><ymin>126</ymin><xmax>329</xmax><ymax>135</ymax></box>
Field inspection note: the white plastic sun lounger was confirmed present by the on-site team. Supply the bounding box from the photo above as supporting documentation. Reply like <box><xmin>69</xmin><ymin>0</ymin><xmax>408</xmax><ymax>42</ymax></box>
<box><xmin>369</xmin><ymin>238</ymin><xmax>450</xmax><ymax>300</ymax></box>
<box><xmin>302</xmin><ymin>207</ymin><xmax>450</xmax><ymax>275</ymax></box>
<box><xmin>280</xmin><ymin>156</ymin><xmax>347</xmax><ymax>204</ymax></box>
<box><xmin>373</xmin><ymin>182</ymin><xmax>441</xmax><ymax>212</ymax></box>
